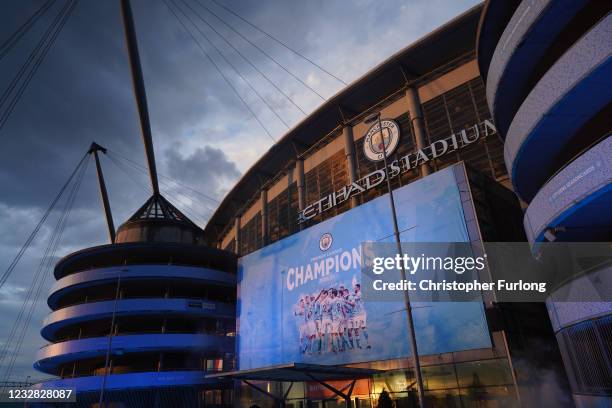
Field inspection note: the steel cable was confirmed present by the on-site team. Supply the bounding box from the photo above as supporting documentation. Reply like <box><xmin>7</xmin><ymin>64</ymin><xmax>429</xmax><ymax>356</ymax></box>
<box><xmin>163</xmin><ymin>0</ymin><xmax>276</xmax><ymax>142</ymax></box>
<box><xmin>195</xmin><ymin>0</ymin><xmax>327</xmax><ymax>101</ymax></box>
<box><xmin>107</xmin><ymin>149</ymin><xmax>220</xmax><ymax>205</ymax></box>
<box><xmin>208</xmin><ymin>0</ymin><xmax>347</xmax><ymax>85</ymax></box>
<box><xmin>0</xmin><ymin>151</ymin><xmax>88</xmax><ymax>290</ymax></box>
<box><xmin>105</xmin><ymin>153</ymin><xmax>210</xmax><ymax>226</ymax></box>
<box><xmin>178</xmin><ymin>0</ymin><xmax>291</xmax><ymax>129</ymax></box>
<box><xmin>0</xmin><ymin>0</ymin><xmax>58</xmax><ymax>61</ymax></box>
<box><xmin>187</xmin><ymin>0</ymin><xmax>308</xmax><ymax>115</ymax></box>
<box><xmin>0</xmin><ymin>155</ymin><xmax>87</xmax><ymax>370</ymax></box>
<box><xmin>0</xmin><ymin>0</ymin><xmax>72</xmax><ymax>114</ymax></box>
<box><xmin>0</xmin><ymin>0</ymin><xmax>78</xmax><ymax>133</ymax></box>
<box><xmin>0</xmin><ymin>153</ymin><xmax>89</xmax><ymax>387</ymax></box>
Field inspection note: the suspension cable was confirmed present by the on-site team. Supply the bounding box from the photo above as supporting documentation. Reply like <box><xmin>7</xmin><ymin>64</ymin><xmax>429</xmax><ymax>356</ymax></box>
<box><xmin>97</xmin><ymin>262</ymin><xmax>122</xmax><ymax>408</ymax></box>
<box><xmin>105</xmin><ymin>150</ymin><xmax>212</xmax><ymax>210</ymax></box>
<box><xmin>0</xmin><ymin>0</ymin><xmax>58</xmax><ymax>61</ymax></box>
<box><xmin>194</xmin><ymin>0</ymin><xmax>327</xmax><ymax>101</ymax></box>
<box><xmin>107</xmin><ymin>155</ymin><xmax>212</xmax><ymax>226</ymax></box>
<box><xmin>0</xmin><ymin>154</ymin><xmax>89</xmax><ymax>386</ymax></box>
<box><xmin>0</xmin><ymin>0</ymin><xmax>72</xmax><ymax>113</ymax></box>
<box><xmin>177</xmin><ymin>0</ymin><xmax>291</xmax><ymax>129</ymax></box>
<box><xmin>208</xmin><ymin>0</ymin><xmax>347</xmax><ymax>85</ymax></box>
<box><xmin>107</xmin><ymin>149</ymin><xmax>220</xmax><ymax>205</ymax></box>
<box><xmin>1</xmin><ymin>156</ymin><xmax>88</xmax><ymax>366</ymax></box>
<box><xmin>187</xmin><ymin>0</ymin><xmax>308</xmax><ymax>116</ymax></box>
<box><xmin>0</xmin><ymin>150</ymin><xmax>88</xmax><ymax>290</ymax></box>
<box><xmin>0</xmin><ymin>0</ymin><xmax>78</xmax><ymax>133</ymax></box>
<box><xmin>163</xmin><ymin>0</ymin><xmax>276</xmax><ymax>142</ymax></box>
<box><xmin>0</xmin><ymin>155</ymin><xmax>88</xmax><ymax>366</ymax></box>
<box><xmin>105</xmin><ymin>153</ymin><xmax>210</xmax><ymax>226</ymax></box>
<box><xmin>2</xmin><ymin>159</ymin><xmax>89</xmax><ymax>385</ymax></box>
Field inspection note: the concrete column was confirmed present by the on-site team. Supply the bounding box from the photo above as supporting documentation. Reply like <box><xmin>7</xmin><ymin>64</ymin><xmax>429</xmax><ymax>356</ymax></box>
<box><xmin>406</xmin><ymin>86</ymin><xmax>432</xmax><ymax>176</ymax></box>
<box><xmin>296</xmin><ymin>159</ymin><xmax>306</xmax><ymax>210</ymax></box>
<box><xmin>342</xmin><ymin>124</ymin><xmax>358</xmax><ymax>208</ymax></box>
<box><xmin>296</xmin><ymin>159</ymin><xmax>306</xmax><ymax>230</ymax></box>
<box><xmin>260</xmin><ymin>189</ymin><xmax>268</xmax><ymax>245</ymax></box>
<box><xmin>234</xmin><ymin>217</ymin><xmax>241</xmax><ymax>255</ymax></box>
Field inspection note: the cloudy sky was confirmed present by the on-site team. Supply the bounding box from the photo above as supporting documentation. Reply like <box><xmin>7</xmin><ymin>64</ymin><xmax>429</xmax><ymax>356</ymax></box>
<box><xmin>0</xmin><ymin>0</ymin><xmax>479</xmax><ymax>381</ymax></box>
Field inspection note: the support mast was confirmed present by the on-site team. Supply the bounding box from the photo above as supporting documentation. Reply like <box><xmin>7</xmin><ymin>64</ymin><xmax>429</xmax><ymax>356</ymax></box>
<box><xmin>88</xmin><ymin>142</ymin><xmax>115</xmax><ymax>243</ymax></box>
<box><xmin>120</xmin><ymin>0</ymin><xmax>160</xmax><ymax>194</ymax></box>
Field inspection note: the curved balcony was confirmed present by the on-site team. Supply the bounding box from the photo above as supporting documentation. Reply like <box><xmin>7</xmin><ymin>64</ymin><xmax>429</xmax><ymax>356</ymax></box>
<box><xmin>54</xmin><ymin>241</ymin><xmax>236</xmax><ymax>280</ymax></box>
<box><xmin>31</xmin><ymin>370</ymin><xmax>225</xmax><ymax>393</ymax></box>
<box><xmin>486</xmin><ymin>0</ymin><xmax>589</xmax><ymax>135</ymax></box>
<box><xmin>546</xmin><ymin>263</ymin><xmax>612</xmax><ymax>333</ymax></box>
<box><xmin>48</xmin><ymin>264</ymin><xmax>236</xmax><ymax>309</ymax></box>
<box><xmin>41</xmin><ymin>298</ymin><xmax>235</xmax><ymax>341</ymax></box>
<box><xmin>34</xmin><ymin>333</ymin><xmax>235</xmax><ymax>375</ymax></box>
<box><xmin>504</xmin><ymin>14</ymin><xmax>612</xmax><ymax>201</ymax></box>
<box><xmin>523</xmin><ymin>136</ymin><xmax>612</xmax><ymax>246</ymax></box>
<box><xmin>475</xmin><ymin>0</ymin><xmax>520</xmax><ymax>81</ymax></box>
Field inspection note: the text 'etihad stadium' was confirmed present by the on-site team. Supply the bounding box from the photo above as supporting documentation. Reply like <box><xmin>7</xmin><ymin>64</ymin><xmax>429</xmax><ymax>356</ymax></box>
<box><xmin>298</xmin><ymin>119</ymin><xmax>497</xmax><ymax>222</ymax></box>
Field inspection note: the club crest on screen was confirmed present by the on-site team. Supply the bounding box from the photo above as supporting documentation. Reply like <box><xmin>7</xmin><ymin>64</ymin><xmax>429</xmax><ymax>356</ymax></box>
<box><xmin>319</xmin><ymin>233</ymin><xmax>333</xmax><ymax>251</ymax></box>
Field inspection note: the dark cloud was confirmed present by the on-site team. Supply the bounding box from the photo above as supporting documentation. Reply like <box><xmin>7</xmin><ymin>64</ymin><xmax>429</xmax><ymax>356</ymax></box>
<box><xmin>0</xmin><ymin>0</ymin><xmax>479</xmax><ymax>380</ymax></box>
<box><xmin>161</xmin><ymin>144</ymin><xmax>241</xmax><ymax>223</ymax></box>
<box><xmin>164</xmin><ymin>144</ymin><xmax>241</xmax><ymax>195</ymax></box>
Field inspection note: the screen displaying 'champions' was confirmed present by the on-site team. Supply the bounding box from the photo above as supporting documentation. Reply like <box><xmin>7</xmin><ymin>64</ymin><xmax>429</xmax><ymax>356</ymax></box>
<box><xmin>236</xmin><ymin>165</ymin><xmax>492</xmax><ymax>369</ymax></box>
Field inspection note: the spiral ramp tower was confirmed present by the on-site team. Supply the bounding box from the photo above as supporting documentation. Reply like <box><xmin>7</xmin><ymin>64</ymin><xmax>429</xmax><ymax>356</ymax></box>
<box><xmin>30</xmin><ymin>0</ymin><xmax>239</xmax><ymax>405</ymax></box>
<box><xmin>477</xmin><ymin>1</ymin><xmax>612</xmax><ymax>406</ymax></box>
<box><xmin>32</xmin><ymin>193</ymin><xmax>238</xmax><ymax>406</ymax></box>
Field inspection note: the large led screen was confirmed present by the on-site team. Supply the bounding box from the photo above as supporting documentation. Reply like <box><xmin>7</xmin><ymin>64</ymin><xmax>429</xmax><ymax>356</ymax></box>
<box><xmin>237</xmin><ymin>164</ymin><xmax>491</xmax><ymax>369</ymax></box>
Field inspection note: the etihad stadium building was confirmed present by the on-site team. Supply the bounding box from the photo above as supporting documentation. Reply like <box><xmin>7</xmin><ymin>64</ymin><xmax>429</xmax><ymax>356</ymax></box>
<box><xmin>29</xmin><ymin>2</ymin><xmax>608</xmax><ymax>407</ymax></box>
<box><xmin>203</xmin><ymin>4</ymin><xmax>574</xmax><ymax>407</ymax></box>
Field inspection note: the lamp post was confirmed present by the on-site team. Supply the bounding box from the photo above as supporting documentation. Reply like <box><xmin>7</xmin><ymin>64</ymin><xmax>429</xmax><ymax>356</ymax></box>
<box><xmin>364</xmin><ymin>112</ymin><xmax>427</xmax><ymax>407</ymax></box>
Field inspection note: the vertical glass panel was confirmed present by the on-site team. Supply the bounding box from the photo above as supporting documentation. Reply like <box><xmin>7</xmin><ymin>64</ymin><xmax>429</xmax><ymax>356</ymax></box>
<box><xmin>422</xmin><ymin>364</ymin><xmax>458</xmax><ymax>390</ymax></box>
<box><xmin>455</xmin><ymin>359</ymin><xmax>514</xmax><ymax>388</ymax></box>
<box><xmin>372</xmin><ymin>369</ymin><xmax>415</xmax><ymax>394</ymax></box>
<box><xmin>284</xmin><ymin>380</ymin><xmax>305</xmax><ymax>400</ymax></box>
<box><xmin>425</xmin><ymin>389</ymin><xmax>462</xmax><ymax>408</ymax></box>
<box><xmin>458</xmin><ymin>385</ymin><xmax>518</xmax><ymax>408</ymax></box>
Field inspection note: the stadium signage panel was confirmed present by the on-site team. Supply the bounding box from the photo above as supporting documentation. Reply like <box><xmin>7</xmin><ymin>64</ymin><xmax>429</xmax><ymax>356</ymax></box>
<box><xmin>237</xmin><ymin>165</ymin><xmax>492</xmax><ymax>369</ymax></box>
<box><xmin>298</xmin><ymin>119</ymin><xmax>497</xmax><ymax>223</ymax></box>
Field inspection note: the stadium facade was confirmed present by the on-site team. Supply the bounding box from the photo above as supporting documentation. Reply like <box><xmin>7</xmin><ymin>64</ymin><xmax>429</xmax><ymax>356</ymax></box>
<box><xmin>203</xmin><ymin>4</ymin><xmax>574</xmax><ymax>407</ymax></box>
<box><xmin>477</xmin><ymin>1</ymin><xmax>612</xmax><ymax>407</ymax></box>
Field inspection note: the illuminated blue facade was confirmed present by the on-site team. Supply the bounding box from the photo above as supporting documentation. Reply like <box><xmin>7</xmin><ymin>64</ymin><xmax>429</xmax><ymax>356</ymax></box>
<box><xmin>477</xmin><ymin>2</ymin><xmax>612</xmax><ymax>406</ymax></box>
<box><xmin>33</xmin><ymin>195</ymin><xmax>238</xmax><ymax>406</ymax></box>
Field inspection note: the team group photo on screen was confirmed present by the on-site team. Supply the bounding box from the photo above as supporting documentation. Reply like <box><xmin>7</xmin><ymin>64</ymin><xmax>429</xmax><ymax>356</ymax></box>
<box><xmin>293</xmin><ymin>281</ymin><xmax>370</xmax><ymax>356</ymax></box>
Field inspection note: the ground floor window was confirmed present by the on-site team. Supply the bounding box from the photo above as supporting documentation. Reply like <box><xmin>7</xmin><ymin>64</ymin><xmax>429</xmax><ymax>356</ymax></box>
<box><xmin>236</xmin><ymin>357</ymin><xmax>518</xmax><ymax>407</ymax></box>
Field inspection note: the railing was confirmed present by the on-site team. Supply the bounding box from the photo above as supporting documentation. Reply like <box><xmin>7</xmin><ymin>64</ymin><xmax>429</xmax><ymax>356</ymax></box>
<box><xmin>0</xmin><ymin>380</ymin><xmax>35</xmax><ymax>387</ymax></box>
<box><xmin>40</xmin><ymin>330</ymin><xmax>236</xmax><ymax>348</ymax></box>
<box><xmin>56</xmin><ymin>294</ymin><xmax>236</xmax><ymax>310</ymax></box>
<box><xmin>539</xmin><ymin>131</ymin><xmax>611</xmax><ymax>189</ymax></box>
<box><xmin>58</xmin><ymin>261</ymin><xmax>237</xmax><ymax>280</ymax></box>
<box><xmin>55</xmin><ymin>365</ymin><xmax>228</xmax><ymax>380</ymax></box>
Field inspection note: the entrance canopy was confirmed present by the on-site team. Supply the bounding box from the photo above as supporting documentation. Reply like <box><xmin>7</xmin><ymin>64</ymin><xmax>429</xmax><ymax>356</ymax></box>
<box><xmin>207</xmin><ymin>363</ymin><xmax>383</xmax><ymax>405</ymax></box>
<box><xmin>206</xmin><ymin>363</ymin><xmax>382</xmax><ymax>382</ymax></box>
